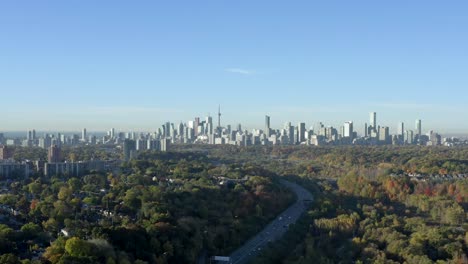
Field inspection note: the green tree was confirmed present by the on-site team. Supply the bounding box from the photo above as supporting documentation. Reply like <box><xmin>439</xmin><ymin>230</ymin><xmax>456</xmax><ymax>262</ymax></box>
<box><xmin>20</xmin><ymin>222</ymin><xmax>41</xmax><ymax>239</ymax></box>
<box><xmin>65</xmin><ymin>237</ymin><xmax>95</xmax><ymax>257</ymax></box>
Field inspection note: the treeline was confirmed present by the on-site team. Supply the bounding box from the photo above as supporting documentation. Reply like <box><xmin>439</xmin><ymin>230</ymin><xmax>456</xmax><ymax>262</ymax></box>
<box><xmin>180</xmin><ymin>145</ymin><xmax>468</xmax><ymax>178</ymax></box>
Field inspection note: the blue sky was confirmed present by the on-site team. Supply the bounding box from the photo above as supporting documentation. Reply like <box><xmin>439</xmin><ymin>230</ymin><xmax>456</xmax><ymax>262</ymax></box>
<box><xmin>1</xmin><ymin>1</ymin><xmax>467</xmax><ymax>134</ymax></box>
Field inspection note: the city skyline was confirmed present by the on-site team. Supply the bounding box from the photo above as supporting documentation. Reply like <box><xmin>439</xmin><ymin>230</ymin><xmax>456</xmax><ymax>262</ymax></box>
<box><xmin>0</xmin><ymin>108</ymin><xmax>466</xmax><ymax>137</ymax></box>
<box><xmin>0</xmin><ymin>110</ymin><xmax>465</xmax><ymax>138</ymax></box>
<box><xmin>2</xmin><ymin>111</ymin><xmax>461</xmax><ymax>149</ymax></box>
<box><xmin>0</xmin><ymin>111</ymin><xmax>448</xmax><ymax>139</ymax></box>
<box><xmin>1</xmin><ymin>1</ymin><xmax>468</xmax><ymax>133</ymax></box>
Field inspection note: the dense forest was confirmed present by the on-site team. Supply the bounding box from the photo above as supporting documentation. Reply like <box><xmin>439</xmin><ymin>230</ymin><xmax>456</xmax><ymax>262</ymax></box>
<box><xmin>246</xmin><ymin>146</ymin><xmax>468</xmax><ymax>264</ymax></box>
<box><xmin>255</xmin><ymin>175</ymin><xmax>468</xmax><ymax>263</ymax></box>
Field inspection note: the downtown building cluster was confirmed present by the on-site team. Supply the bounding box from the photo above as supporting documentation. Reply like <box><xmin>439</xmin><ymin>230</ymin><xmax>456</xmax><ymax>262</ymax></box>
<box><xmin>0</xmin><ymin>110</ymin><xmax>466</xmax><ymax>176</ymax></box>
<box><xmin>0</xmin><ymin>111</ymin><xmax>466</xmax><ymax>181</ymax></box>
<box><xmin>0</xmin><ymin>111</ymin><xmax>464</xmax><ymax>152</ymax></box>
<box><xmin>145</xmin><ymin>111</ymin><xmax>459</xmax><ymax>148</ymax></box>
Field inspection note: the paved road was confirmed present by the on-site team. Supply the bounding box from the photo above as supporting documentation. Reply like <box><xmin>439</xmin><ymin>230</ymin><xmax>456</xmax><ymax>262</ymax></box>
<box><xmin>228</xmin><ymin>179</ymin><xmax>313</xmax><ymax>264</ymax></box>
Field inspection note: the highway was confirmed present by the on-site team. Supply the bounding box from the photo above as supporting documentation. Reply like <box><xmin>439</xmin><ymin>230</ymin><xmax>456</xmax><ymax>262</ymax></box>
<box><xmin>227</xmin><ymin>179</ymin><xmax>313</xmax><ymax>264</ymax></box>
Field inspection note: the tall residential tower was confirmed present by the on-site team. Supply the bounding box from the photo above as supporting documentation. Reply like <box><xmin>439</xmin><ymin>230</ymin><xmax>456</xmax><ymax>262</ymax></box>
<box><xmin>265</xmin><ymin>115</ymin><xmax>271</xmax><ymax>137</ymax></box>
<box><xmin>415</xmin><ymin>119</ymin><xmax>422</xmax><ymax>137</ymax></box>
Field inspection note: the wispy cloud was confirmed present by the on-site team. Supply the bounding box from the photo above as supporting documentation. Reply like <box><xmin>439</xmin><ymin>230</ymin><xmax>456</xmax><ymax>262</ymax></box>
<box><xmin>225</xmin><ymin>68</ymin><xmax>255</xmax><ymax>75</ymax></box>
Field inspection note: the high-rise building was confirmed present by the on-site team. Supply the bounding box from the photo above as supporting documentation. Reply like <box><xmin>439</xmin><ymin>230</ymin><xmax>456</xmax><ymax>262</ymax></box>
<box><xmin>39</xmin><ymin>134</ymin><xmax>52</xmax><ymax>149</ymax></box>
<box><xmin>379</xmin><ymin>127</ymin><xmax>390</xmax><ymax>143</ymax></box>
<box><xmin>48</xmin><ymin>145</ymin><xmax>61</xmax><ymax>163</ymax></box>
<box><xmin>429</xmin><ymin>131</ymin><xmax>441</xmax><ymax>146</ymax></box>
<box><xmin>206</xmin><ymin>116</ymin><xmax>213</xmax><ymax>135</ymax></box>
<box><xmin>188</xmin><ymin>120</ymin><xmax>194</xmax><ymax>129</ymax></box>
<box><xmin>370</xmin><ymin>112</ymin><xmax>377</xmax><ymax>129</ymax></box>
<box><xmin>82</xmin><ymin>128</ymin><xmax>87</xmax><ymax>142</ymax></box>
<box><xmin>265</xmin><ymin>115</ymin><xmax>271</xmax><ymax>137</ymax></box>
<box><xmin>194</xmin><ymin>117</ymin><xmax>200</xmax><ymax>136</ymax></box>
<box><xmin>160</xmin><ymin>138</ymin><xmax>170</xmax><ymax>152</ymax></box>
<box><xmin>283</xmin><ymin>122</ymin><xmax>294</xmax><ymax>145</ymax></box>
<box><xmin>415</xmin><ymin>119</ymin><xmax>422</xmax><ymax>137</ymax></box>
<box><xmin>178</xmin><ymin>122</ymin><xmax>184</xmax><ymax>138</ymax></box>
<box><xmin>165</xmin><ymin>122</ymin><xmax>171</xmax><ymax>137</ymax></box>
<box><xmin>397</xmin><ymin>122</ymin><xmax>404</xmax><ymax>138</ymax></box>
<box><xmin>123</xmin><ymin>139</ymin><xmax>136</xmax><ymax>161</ymax></box>
<box><xmin>405</xmin><ymin>130</ymin><xmax>414</xmax><ymax>144</ymax></box>
<box><xmin>298</xmin><ymin>123</ymin><xmax>306</xmax><ymax>143</ymax></box>
<box><xmin>147</xmin><ymin>139</ymin><xmax>160</xmax><ymax>150</ymax></box>
<box><xmin>170</xmin><ymin>123</ymin><xmax>175</xmax><ymax>138</ymax></box>
<box><xmin>185</xmin><ymin>127</ymin><xmax>194</xmax><ymax>141</ymax></box>
<box><xmin>60</xmin><ymin>134</ymin><xmax>67</xmax><ymax>144</ymax></box>
<box><xmin>0</xmin><ymin>145</ymin><xmax>14</xmax><ymax>160</ymax></box>
<box><xmin>89</xmin><ymin>135</ymin><xmax>97</xmax><ymax>145</ymax></box>
<box><xmin>136</xmin><ymin>139</ymin><xmax>147</xmax><ymax>151</ymax></box>
<box><xmin>325</xmin><ymin>126</ymin><xmax>338</xmax><ymax>141</ymax></box>
<box><xmin>344</xmin><ymin>121</ymin><xmax>354</xmax><ymax>138</ymax></box>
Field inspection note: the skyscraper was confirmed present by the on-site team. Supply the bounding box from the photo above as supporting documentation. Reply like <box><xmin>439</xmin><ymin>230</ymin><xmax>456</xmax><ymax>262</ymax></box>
<box><xmin>165</xmin><ymin>122</ymin><xmax>171</xmax><ymax>137</ymax></box>
<box><xmin>178</xmin><ymin>122</ymin><xmax>184</xmax><ymax>137</ymax></box>
<box><xmin>415</xmin><ymin>119</ymin><xmax>422</xmax><ymax>137</ymax></box>
<box><xmin>194</xmin><ymin>117</ymin><xmax>200</xmax><ymax>136</ymax></box>
<box><xmin>298</xmin><ymin>122</ymin><xmax>306</xmax><ymax>142</ymax></box>
<box><xmin>82</xmin><ymin>128</ymin><xmax>87</xmax><ymax>142</ymax></box>
<box><xmin>370</xmin><ymin>112</ymin><xmax>377</xmax><ymax>129</ymax></box>
<box><xmin>379</xmin><ymin>127</ymin><xmax>390</xmax><ymax>143</ymax></box>
<box><xmin>344</xmin><ymin>121</ymin><xmax>354</xmax><ymax>139</ymax></box>
<box><xmin>206</xmin><ymin>116</ymin><xmax>213</xmax><ymax>135</ymax></box>
<box><xmin>397</xmin><ymin>122</ymin><xmax>404</xmax><ymax>138</ymax></box>
<box><xmin>285</xmin><ymin>122</ymin><xmax>294</xmax><ymax>145</ymax></box>
<box><xmin>160</xmin><ymin>138</ymin><xmax>170</xmax><ymax>152</ymax></box>
<box><xmin>405</xmin><ymin>130</ymin><xmax>414</xmax><ymax>144</ymax></box>
<box><xmin>265</xmin><ymin>115</ymin><xmax>271</xmax><ymax>137</ymax></box>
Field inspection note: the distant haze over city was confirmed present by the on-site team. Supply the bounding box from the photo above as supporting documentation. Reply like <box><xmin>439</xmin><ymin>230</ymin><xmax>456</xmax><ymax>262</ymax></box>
<box><xmin>1</xmin><ymin>108</ymin><xmax>467</xmax><ymax>136</ymax></box>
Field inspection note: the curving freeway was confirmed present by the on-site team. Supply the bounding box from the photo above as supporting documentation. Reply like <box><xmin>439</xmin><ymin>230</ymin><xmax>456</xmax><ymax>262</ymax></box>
<box><xmin>227</xmin><ymin>179</ymin><xmax>313</xmax><ymax>264</ymax></box>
